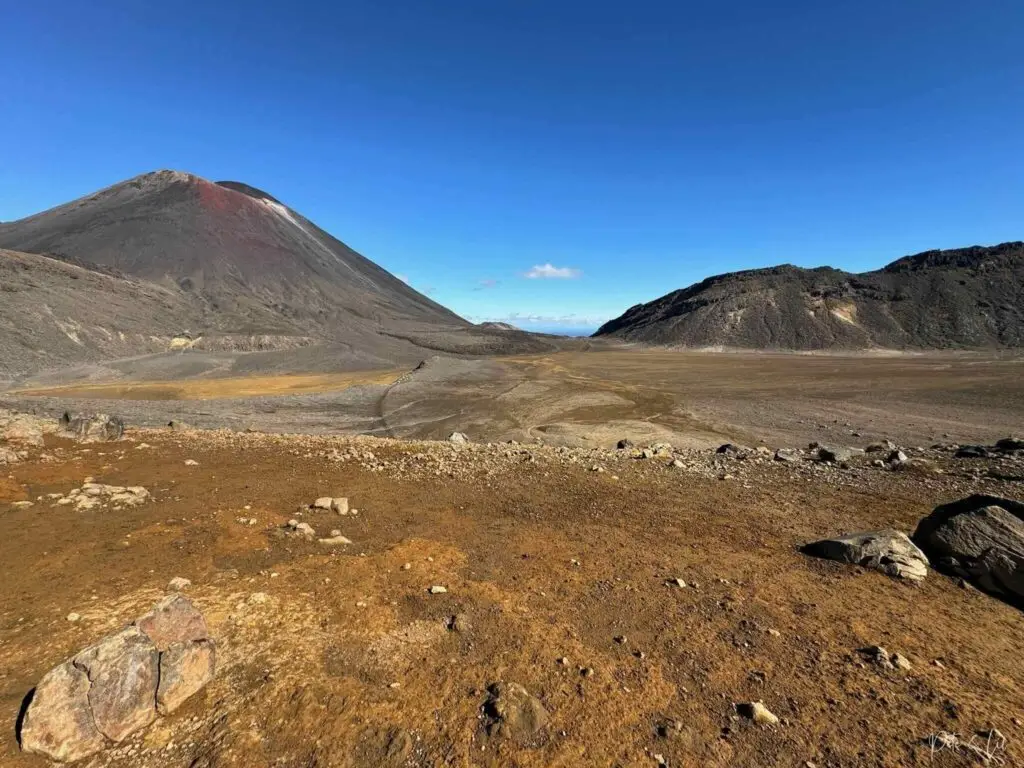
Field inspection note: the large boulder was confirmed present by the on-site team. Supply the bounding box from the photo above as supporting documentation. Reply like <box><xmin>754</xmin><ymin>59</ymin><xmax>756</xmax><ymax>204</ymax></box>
<box><xmin>19</xmin><ymin>595</ymin><xmax>214</xmax><ymax>762</ymax></box>
<box><xmin>57</xmin><ymin>412</ymin><xmax>125</xmax><ymax>443</ymax></box>
<box><xmin>912</xmin><ymin>494</ymin><xmax>1024</xmax><ymax>603</ymax></box>
<box><xmin>802</xmin><ymin>530</ymin><xmax>929</xmax><ymax>581</ymax></box>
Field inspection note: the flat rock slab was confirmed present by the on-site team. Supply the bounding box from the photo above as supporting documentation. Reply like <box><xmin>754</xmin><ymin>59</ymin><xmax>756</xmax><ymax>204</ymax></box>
<box><xmin>803</xmin><ymin>529</ymin><xmax>929</xmax><ymax>581</ymax></box>
<box><xmin>20</xmin><ymin>595</ymin><xmax>215</xmax><ymax>762</ymax></box>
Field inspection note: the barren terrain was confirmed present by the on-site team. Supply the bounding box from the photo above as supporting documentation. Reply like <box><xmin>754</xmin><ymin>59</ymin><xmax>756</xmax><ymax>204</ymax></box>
<box><xmin>2</xmin><ymin>349</ymin><xmax>1024</xmax><ymax>767</ymax></box>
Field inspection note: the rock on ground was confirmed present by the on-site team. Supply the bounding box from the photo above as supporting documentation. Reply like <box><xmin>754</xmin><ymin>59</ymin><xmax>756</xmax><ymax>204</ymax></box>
<box><xmin>802</xmin><ymin>530</ymin><xmax>929</xmax><ymax>581</ymax></box>
<box><xmin>20</xmin><ymin>595</ymin><xmax>215</xmax><ymax>762</ymax></box>
<box><xmin>912</xmin><ymin>494</ymin><xmax>1024</xmax><ymax>603</ymax></box>
<box><xmin>737</xmin><ymin>701</ymin><xmax>779</xmax><ymax>726</ymax></box>
<box><xmin>483</xmin><ymin>682</ymin><xmax>549</xmax><ymax>742</ymax></box>
<box><xmin>57</xmin><ymin>412</ymin><xmax>124</xmax><ymax>442</ymax></box>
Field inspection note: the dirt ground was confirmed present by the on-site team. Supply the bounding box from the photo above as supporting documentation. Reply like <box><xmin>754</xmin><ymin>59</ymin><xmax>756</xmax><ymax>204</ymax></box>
<box><xmin>4</xmin><ymin>349</ymin><xmax>1024</xmax><ymax>451</ymax></box>
<box><xmin>2</xmin><ymin>421</ymin><xmax>1024</xmax><ymax>767</ymax></box>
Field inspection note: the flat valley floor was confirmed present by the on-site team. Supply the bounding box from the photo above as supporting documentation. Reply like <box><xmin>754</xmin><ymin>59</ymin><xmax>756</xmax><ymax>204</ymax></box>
<box><xmin>2</xmin><ymin>348</ymin><xmax>1024</xmax><ymax>767</ymax></box>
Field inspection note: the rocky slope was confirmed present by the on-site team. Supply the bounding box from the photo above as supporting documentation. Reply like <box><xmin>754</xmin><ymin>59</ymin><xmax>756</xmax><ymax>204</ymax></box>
<box><xmin>0</xmin><ymin>171</ymin><xmax>552</xmax><ymax>375</ymax></box>
<box><xmin>595</xmin><ymin>242</ymin><xmax>1024</xmax><ymax>350</ymax></box>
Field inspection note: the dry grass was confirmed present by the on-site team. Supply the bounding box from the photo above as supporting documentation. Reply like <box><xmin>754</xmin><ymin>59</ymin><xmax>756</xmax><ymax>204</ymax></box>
<box><xmin>12</xmin><ymin>370</ymin><xmax>402</xmax><ymax>401</ymax></box>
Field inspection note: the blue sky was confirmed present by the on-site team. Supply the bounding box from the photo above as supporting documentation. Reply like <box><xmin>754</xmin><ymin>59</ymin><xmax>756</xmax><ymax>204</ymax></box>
<box><xmin>2</xmin><ymin>1</ymin><xmax>1022</xmax><ymax>333</ymax></box>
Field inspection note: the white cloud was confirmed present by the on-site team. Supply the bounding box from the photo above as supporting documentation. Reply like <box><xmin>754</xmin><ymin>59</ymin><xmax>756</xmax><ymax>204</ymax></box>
<box><xmin>524</xmin><ymin>263</ymin><xmax>582</xmax><ymax>279</ymax></box>
<box><xmin>469</xmin><ymin>312</ymin><xmax>607</xmax><ymax>328</ymax></box>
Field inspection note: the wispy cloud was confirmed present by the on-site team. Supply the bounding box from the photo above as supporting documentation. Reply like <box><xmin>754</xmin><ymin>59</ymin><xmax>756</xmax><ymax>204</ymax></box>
<box><xmin>474</xmin><ymin>278</ymin><xmax>500</xmax><ymax>291</ymax></box>
<box><xmin>468</xmin><ymin>312</ymin><xmax>606</xmax><ymax>328</ymax></box>
<box><xmin>524</xmin><ymin>263</ymin><xmax>582</xmax><ymax>279</ymax></box>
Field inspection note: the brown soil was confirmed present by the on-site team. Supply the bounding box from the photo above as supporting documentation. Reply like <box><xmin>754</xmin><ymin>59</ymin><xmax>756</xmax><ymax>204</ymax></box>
<box><xmin>2</xmin><ymin>426</ymin><xmax>1023</xmax><ymax>767</ymax></box>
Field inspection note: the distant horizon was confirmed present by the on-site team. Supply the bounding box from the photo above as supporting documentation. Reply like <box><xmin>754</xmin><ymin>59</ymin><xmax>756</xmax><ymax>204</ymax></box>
<box><xmin>4</xmin><ymin>1</ymin><xmax>1023</xmax><ymax>334</ymax></box>
<box><xmin>3</xmin><ymin>168</ymin><xmax>1020</xmax><ymax>335</ymax></box>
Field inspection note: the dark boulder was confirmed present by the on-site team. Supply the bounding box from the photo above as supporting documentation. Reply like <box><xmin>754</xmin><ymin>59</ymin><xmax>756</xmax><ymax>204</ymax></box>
<box><xmin>954</xmin><ymin>445</ymin><xmax>990</xmax><ymax>459</ymax></box>
<box><xmin>912</xmin><ymin>494</ymin><xmax>1024</xmax><ymax>604</ymax></box>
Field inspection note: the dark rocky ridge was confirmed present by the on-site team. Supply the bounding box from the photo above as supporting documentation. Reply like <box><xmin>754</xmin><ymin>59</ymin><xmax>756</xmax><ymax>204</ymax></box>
<box><xmin>594</xmin><ymin>242</ymin><xmax>1024</xmax><ymax>350</ymax></box>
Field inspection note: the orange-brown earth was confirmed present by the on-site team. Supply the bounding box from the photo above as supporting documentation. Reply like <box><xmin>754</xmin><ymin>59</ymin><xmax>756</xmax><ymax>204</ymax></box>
<box><xmin>2</xmin><ymin>424</ymin><xmax>1024</xmax><ymax>767</ymax></box>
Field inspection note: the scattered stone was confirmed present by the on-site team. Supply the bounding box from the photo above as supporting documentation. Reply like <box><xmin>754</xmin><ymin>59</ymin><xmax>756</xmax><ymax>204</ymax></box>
<box><xmin>331</xmin><ymin>497</ymin><xmax>349</xmax><ymax>515</ymax></box>
<box><xmin>312</xmin><ymin>497</ymin><xmax>334</xmax><ymax>510</ymax></box>
<box><xmin>167</xmin><ymin>577</ymin><xmax>191</xmax><ymax>592</ymax></box>
<box><xmin>57</xmin><ymin>412</ymin><xmax>124</xmax><ymax>443</ymax></box>
<box><xmin>483</xmin><ymin>682</ymin><xmax>549</xmax><ymax>741</ymax></box>
<box><xmin>774</xmin><ymin>448</ymin><xmax>801</xmax><ymax>464</ymax></box>
<box><xmin>669</xmin><ymin>458</ymin><xmax>685</xmax><ymax>468</ymax></box>
<box><xmin>891</xmin><ymin>653</ymin><xmax>913</xmax><ymax>671</ymax></box>
<box><xmin>716</xmin><ymin>443</ymin><xmax>751</xmax><ymax>457</ymax></box>
<box><xmin>859</xmin><ymin>645</ymin><xmax>911</xmax><ymax>670</ymax></box>
<box><xmin>0</xmin><ymin>446</ymin><xmax>20</xmax><ymax>464</ymax></box>
<box><xmin>616</xmin><ymin>439</ymin><xmax>634</xmax><ymax>450</ymax></box>
<box><xmin>954</xmin><ymin>445</ymin><xmax>989</xmax><ymax>459</ymax></box>
<box><xmin>318</xmin><ymin>532</ymin><xmax>352</xmax><ymax>546</ymax></box>
<box><xmin>20</xmin><ymin>596</ymin><xmax>214</xmax><ymax>762</ymax></box>
<box><xmin>11</xmin><ymin>500</ymin><xmax>33</xmax><ymax>508</ymax></box>
<box><xmin>66</xmin><ymin>613</ymin><xmax>81</xmax><ymax>622</ymax></box>
<box><xmin>449</xmin><ymin>613</ymin><xmax>471</xmax><ymax>632</ymax></box>
<box><xmin>448</xmin><ymin>432</ymin><xmax>469</xmax><ymax>444</ymax></box>
<box><xmin>183</xmin><ymin>459</ymin><xmax>199</xmax><ymax>466</ymax></box>
<box><xmin>737</xmin><ymin>701</ymin><xmax>779</xmax><ymax>727</ymax></box>
<box><xmin>816</xmin><ymin>445</ymin><xmax>859</xmax><ymax>463</ymax></box>
<box><xmin>429</xmin><ymin>585</ymin><xmax>448</xmax><ymax>594</ymax></box>
<box><xmin>1</xmin><ymin>411</ymin><xmax>46</xmax><ymax>446</ymax></box>
<box><xmin>887</xmin><ymin>450</ymin><xmax>908</xmax><ymax>465</ymax></box>
<box><xmin>666</xmin><ymin>578</ymin><xmax>687</xmax><ymax>588</ymax></box>
<box><xmin>865</xmin><ymin>440</ymin><xmax>897</xmax><ymax>453</ymax></box>
<box><xmin>995</xmin><ymin>437</ymin><xmax>1024</xmax><ymax>452</ymax></box>
<box><xmin>802</xmin><ymin>530</ymin><xmax>929</xmax><ymax>581</ymax></box>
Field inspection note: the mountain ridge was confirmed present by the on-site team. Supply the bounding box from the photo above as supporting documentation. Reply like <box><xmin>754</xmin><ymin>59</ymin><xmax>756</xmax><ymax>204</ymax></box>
<box><xmin>594</xmin><ymin>241</ymin><xmax>1024</xmax><ymax>350</ymax></box>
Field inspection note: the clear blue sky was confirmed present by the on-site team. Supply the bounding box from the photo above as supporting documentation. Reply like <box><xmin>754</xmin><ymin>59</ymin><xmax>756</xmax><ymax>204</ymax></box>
<box><xmin>2</xmin><ymin>1</ymin><xmax>1022</xmax><ymax>333</ymax></box>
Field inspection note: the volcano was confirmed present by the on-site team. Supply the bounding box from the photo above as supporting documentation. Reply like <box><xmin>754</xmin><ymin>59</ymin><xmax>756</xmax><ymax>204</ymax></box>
<box><xmin>0</xmin><ymin>170</ymin><xmax>464</xmax><ymax>336</ymax></box>
<box><xmin>1</xmin><ymin>171</ymin><xmax>552</xmax><ymax>375</ymax></box>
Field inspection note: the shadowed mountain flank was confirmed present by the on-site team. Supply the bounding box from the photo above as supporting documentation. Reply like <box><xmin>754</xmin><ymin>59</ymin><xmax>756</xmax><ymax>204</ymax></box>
<box><xmin>595</xmin><ymin>242</ymin><xmax>1024</xmax><ymax>350</ymax></box>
